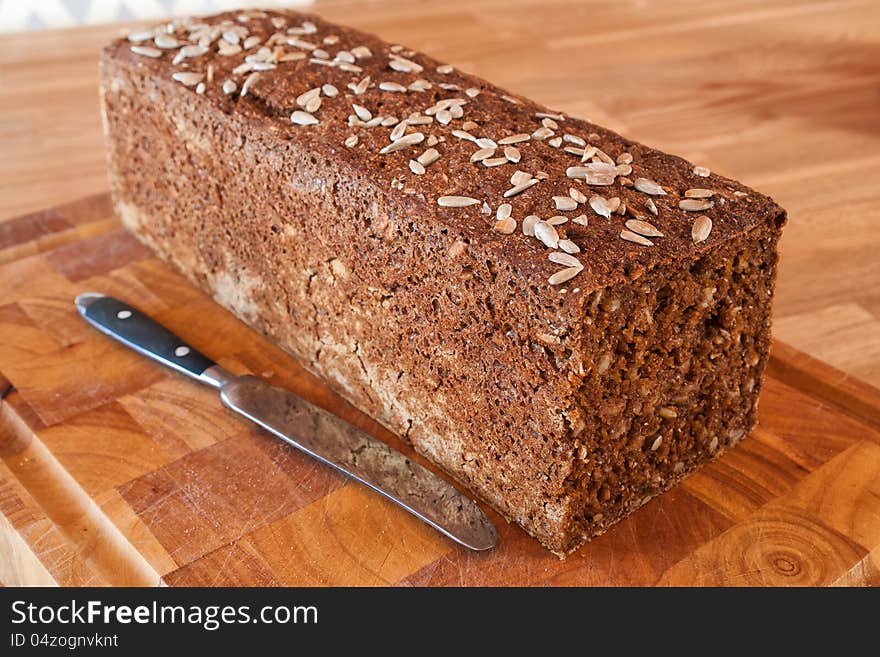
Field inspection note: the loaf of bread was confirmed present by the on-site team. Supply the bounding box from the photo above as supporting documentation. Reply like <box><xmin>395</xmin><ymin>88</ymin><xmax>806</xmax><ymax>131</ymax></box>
<box><xmin>99</xmin><ymin>9</ymin><xmax>786</xmax><ymax>554</ymax></box>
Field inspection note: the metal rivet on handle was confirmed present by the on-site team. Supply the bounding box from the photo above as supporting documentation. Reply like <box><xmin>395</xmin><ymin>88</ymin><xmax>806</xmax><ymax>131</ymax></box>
<box><xmin>117</xmin><ymin>310</ymin><xmax>132</xmax><ymax>319</ymax></box>
<box><xmin>174</xmin><ymin>346</ymin><xmax>190</xmax><ymax>357</ymax></box>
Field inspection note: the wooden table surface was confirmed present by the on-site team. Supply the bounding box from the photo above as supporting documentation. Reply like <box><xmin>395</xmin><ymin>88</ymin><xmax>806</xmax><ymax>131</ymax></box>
<box><xmin>1</xmin><ymin>0</ymin><xmax>878</xmax><ymax>392</ymax></box>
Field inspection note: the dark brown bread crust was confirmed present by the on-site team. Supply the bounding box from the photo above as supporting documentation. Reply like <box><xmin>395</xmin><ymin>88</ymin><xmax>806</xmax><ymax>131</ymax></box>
<box><xmin>100</xmin><ymin>9</ymin><xmax>786</xmax><ymax>553</ymax></box>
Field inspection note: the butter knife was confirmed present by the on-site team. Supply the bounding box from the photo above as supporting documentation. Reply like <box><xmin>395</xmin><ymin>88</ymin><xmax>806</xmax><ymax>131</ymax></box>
<box><xmin>75</xmin><ymin>292</ymin><xmax>497</xmax><ymax>552</ymax></box>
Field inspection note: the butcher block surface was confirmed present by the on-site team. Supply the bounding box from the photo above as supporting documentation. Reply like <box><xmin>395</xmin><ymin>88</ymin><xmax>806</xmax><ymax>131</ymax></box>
<box><xmin>1</xmin><ymin>194</ymin><xmax>879</xmax><ymax>587</ymax></box>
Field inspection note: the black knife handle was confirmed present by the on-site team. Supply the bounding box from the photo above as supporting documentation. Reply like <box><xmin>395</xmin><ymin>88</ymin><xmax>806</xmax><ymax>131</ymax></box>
<box><xmin>75</xmin><ymin>292</ymin><xmax>220</xmax><ymax>386</ymax></box>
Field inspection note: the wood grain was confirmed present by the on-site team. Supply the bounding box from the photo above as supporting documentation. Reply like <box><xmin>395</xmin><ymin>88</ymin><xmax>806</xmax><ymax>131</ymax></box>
<box><xmin>0</xmin><ymin>0</ymin><xmax>877</xmax><ymax>395</ymax></box>
<box><xmin>1</xmin><ymin>194</ymin><xmax>879</xmax><ymax>586</ymax></box>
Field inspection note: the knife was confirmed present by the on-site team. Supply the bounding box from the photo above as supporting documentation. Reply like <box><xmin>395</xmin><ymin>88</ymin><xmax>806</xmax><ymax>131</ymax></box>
<box><xmin>75</xmin><ymin>292</ymin><xmax>497</xmax><ymax>552</ymax></box>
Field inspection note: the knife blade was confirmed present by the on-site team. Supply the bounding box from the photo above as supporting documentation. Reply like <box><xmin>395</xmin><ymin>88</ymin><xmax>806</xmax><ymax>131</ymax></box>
<box><xmin>75</xmin><ymin>292</ymin><xmax>497</xmax><ymax>552</ymax></box>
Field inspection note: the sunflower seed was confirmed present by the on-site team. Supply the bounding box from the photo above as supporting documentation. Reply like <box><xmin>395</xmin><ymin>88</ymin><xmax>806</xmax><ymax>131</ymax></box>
<box><xmin>554</xmin><ymin>196</ymin><xmax>578</xmax><ymax>212</ymax></box>
<box><xmin>679</xmin><ymin>199</ymin><xmax>714</xmax><ymax>212</ymax></box>
<box><xmin>154</xmin><ymin>34</ymin><xmax>180</xmax><ymax>49</ymax></box>
<box><xmin>171</xmin><ymin>71</ymin><xmax>204</xmax><ymax>87</ymax></box>
<box><xmin>496</xmin><ymin>203</ymin><xmax>513</xmax><ymax>221</ymax></box>
<box><xmin>645</xmin><ymin>198</ymin><xmax>658</xmax><ymax>215</ymax></box>
<box><xmin>569</xmin><ymin>187</ymin><xmax>587</xmax><ymax>204</ymax></box>
<box><xmin>692</xmin><ymin>215</ymin><xmax>712</xmax><ymax>243</ymax></box>
<box><xmin>693</xmin><ymin>166</ymin><xmax>711</xmax><ymax>177</ymax></box>
<box><xmin>522</xmin><ymin>215</ymin><xmax>539</xmax><ymax>236</ymax></box>
<box><xmin>335</xmin><ymin>50</ymin><xmax>355</xmax><ymax>63</ymax></box>
<box><xmin>127</xmin><ymin>30</ymin><xmax>153</xmax><ymax>43</ymax></box>
<box><xmin>651</xmin><ymin>436</ymin><xmax>663</xmax><ymax>451</ymax></box>
<box><xmin>615</xmin><ymin>164</ymin><xmax>633</xmax><ymax>176</ymax></box>
<box><xmin>222</xmin><ymin>79</ymin><xmax>237</xmax><ymax>94</ymax></box>
<box><xmin>564</xmin><ymin>134</ymin><xmax>586</xmax><ymax>147</ymax></box>
<box><xmin>685</xmin><ymin>188</ymin><xmax>714</xmax><ymax>199</ymax></box>
<box><xmin>291</xmin><ymin>110</ymin><xmax>318</xmax><ymax>125</ymax></box>
<box><xmin>296</xmin><ymin>88</ymin><xmax>320</xmax><ymax>107</ymax></box>
<box><xmin>131</xmin><ymin>45</ymin><xmax>162</xmax><ymax>58</ymax></box>
<box><xmin>606</xmin><ymin>197</ymin><xmax>622</xmax><ymax>214</ymax></box>
<box><xmin>542</xmin><ymin>117</ymin><xmax>559</xmax><ymax>130</ymax></box>
<box><xmin>351</xmin><ymin>46</ymin><xmax>372</xmax><ymax>59</ymax></box>
<box><xmin>408</xmin><ymin>79</ymin><xmax>432</xmax><ymax>92</ymax></box>
<box><xmin>344</xmin><ymin>135</ymin><xmax>359</xmax><ymax>147</ymax></box>
<box><xmin>567</xmin><ymin>163</ymin><xmax>617</xmax><ymax>184</ymax></box>
<box><xmin>461</xmin><ymin>120</ymin><xmax>479</xmax><ymax>131</ymax></box>
<box><xmin>390</xmin><ymin>121</ymin><xmax>408</xmax><ymax>141</ymax></box>
<box><xmin>572</xmin><ymin>214</ymin><xmax>589</xmax><ymax>226</ymax></box>
<box><xmin>409</xmin><ymin>159</ymin><xmax>426</xmax><ymax>175</ymax></box>
<box><xmin>494</xmin><ymin>216</ymin><xmax>516</xmax><ymax>234</ymax></box>
<box><xmin>580</xmin><ymin>146</ymin><xmax>599</xmax><ymax>162</ymax></box>
<box><xmin>531</xmin><ymin>127</ymin><xmax>554</xmax><ymax>140</ymax></box>
<box><xmin>634</xmin><ymin>178</ymin><xmax>666</xmax><ymax>196</ymax></box>
<box><xmin>476</xmin><ymin>137</ymin><xmax>497</xmax><ymax>149</ymax></box>
<box><xmin>504</xmin><ymin>179</ymin><xmax>538</xmax><ymax>198</ymax></box>
<box><xmin>352</xmin><ymin>104</ymin><xmax>372</xmax><ymax>121</ymax></box>
<box><xmin>549</xmin><ymin>267</ymin><xmax>581</xmax><ymax>285</ymax></box>
<box><xmin>510</xmin><ymin>171</ymin><xmax>533</xmax><ymax>186</ymax></box>
<box><xmin>547</xmin><ymin>215</ymin><xmax>568</xmax><ymax>226</ymax></box>
<box><xmin>417</xmin><ymin>148</ymin><xmax>440</xmax><ymax>166</ymax></box>
<box><xmin>305</xmin><ymin>96</ymin><xmax>322</xmax><ymax>113</ymax></box>
<box><xmin>534</xmin><ymin>221</ymin><xmax>559</xmax><ymax>248</ymax></box>
<box><xmin>381</xmin><ymin>116</ymin><xmax>399</xmax><ymax>127</ymax></box>
<box><xmin>452</xmin><ymin>129</ymin><xmax>476</xmax><ymax>142</ymax></box>
<box><xmin>438</xmin><ymin>195</ymin><xmax>480</xmax><ymax>208</ymax></box>
<box><xmin>380</xmin><ymin>81</ymin><xmax>408</xmax><ymax>92</ymax></box>
<box><xmin>352</xmin><ymin>76</ymin><xmax>371</xmax><ymax>95</ymax></box>
<box><xmin>589</xmin><ymin>196</ymin><xmax>612</xmax><ymax>219</ymax></box>
<box><xmin>550</xmin><ymin>251</ymin><xmax>582</xmax><ymax>267</ymax></box>
<box><xmin>436</xmin><ymin>63</ymin><xmax>454</xmax><ymax>74</ymax></box>
<box><xmin>620</xmin><ymin>229</ymin><xmax>654</xmax><ymax>246</ymax></box>
<box><xmin>504</xmin><ymin>146</ymin><xmax>521</xmax><ymax>163</ymax></box>
<box><xmin>625</xmin><ymin>219</ymin><xmax>663</xmax><ymax>238</ymax></box>
<box><xmin>498</xmin><ymin>133</ymin><xmax>530</xmax><ymax>145</ymax></box>
<box><xmin>536</xmin><ymin>112</ymin><xmax>565</xmax><ymax>121</ymax></box>
<box><xmin>470</xmin><ymin>147</ymin><xmax>496</xmax><ymax>163</ymax></box>
<box><xmin>484</xmin><ymin>157</ymin><xmax>509</xmax><ymax>168</ymax></box>
<box><xmin>501</xmin><ymin>95</ymin><xmax>522</xmax><ymax>105</ymax></box>
<box><xmin>548</xmin><ymin>137</ymin><xmax>563</xmax><ymax>148</ymax></box>
<box><xmin>406</xmin><ymin>115</ymin><xmax>433</xmax><ymax>126</ymax></box>
<box><xmin>465</xmin><ymin>87</ymin><xmax>480</xmax><ymax>98</ymax></box>
<box><xmin>380</xmin><ymin>132</ymin><xmax>424</xmax><ymax>153</ymax></box>
<box><xmin>389</xmin><ymin>54</ymin><xmax>423</xmax><ymax>73</ymax></box>
<box><xmin>559</xmin><ymin>239</ymin><xmax>581</xmax><ymax>255</ymax></box>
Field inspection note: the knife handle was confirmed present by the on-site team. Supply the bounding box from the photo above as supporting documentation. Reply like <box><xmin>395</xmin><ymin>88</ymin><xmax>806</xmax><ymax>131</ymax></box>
<box><xmin>75</xmin><ymin>293</ymin><xmax>229</xmax><ymax>388</ymax></box>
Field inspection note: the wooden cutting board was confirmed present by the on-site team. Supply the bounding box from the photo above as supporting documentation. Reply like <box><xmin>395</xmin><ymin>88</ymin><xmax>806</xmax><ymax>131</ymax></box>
<box><xmin>2</xmin><ymin>194</ymin><xmax>879</xmax><ymax>587</ymax></box>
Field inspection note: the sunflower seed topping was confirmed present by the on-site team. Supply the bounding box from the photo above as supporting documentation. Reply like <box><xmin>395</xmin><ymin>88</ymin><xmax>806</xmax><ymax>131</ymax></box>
<box><xmin>634</xmin><ymin>177</ymin><xmax>666</xmax><ymax>196</ymax></box>
<box><xmin>645</xmin><ymin>198</ymin><xmax>658</xmax><ymax>215</ymax></box>
<box><xmin>554</xmin><ymin>196</ymin><xmax>579</xmax><ymax>211</ymax></box>
<box><xmin>417</xmin><ymin>148</ymin><xmax>440</xmax><ymax>166</ymax></box>
<box><xmin>380</xmin><ymin>81</ymin><xmax>408</xmax><ymax>92</ymax></box>
<box><xmin>494</xmin><ymin>217</ymin><xmax>516</xmax><ymax>234</ymax></box>
<box><xmin>693</xmin><ymin>166</ymin><xmax>711</xmax><ymax>177</ymax></box>
<box><xmin>625</xmin><ymin>219</ymin><xmax>664</xmax><ymax>238</ymax></box>
<box><xmin>534</xmin><ymin>221</ymin><xmax>560</xmax><ymax>248</ymax></box>
<box><xmin>692</xmin><ymin>215</ymin><xmax>713</xmax><ymax>243</ymax></box>
<box><xmin>344</xmin><ymin>135</ymin><xmax>359</xmax><ymax>147</ymax></box>
<box><xmin>679</xmin><ymin>199</ymin><xmax>715</xmax><ymax>212</ymax></box>
<box><xmin>572</xmin><ymin>214</ymin><xmax>589</xmax><ymax>226</ymax></box>
<box><xmin>290</xmin><ymin>110</ymin><xmax>318</xmax><ymax>125</ymax></box>
<box><xmin>504</xmin><ymin>146</ymin><xmax>521</xmax><ymax>163</ymax></box>
<box><xmin>621</xmin><ymin>230</ymin><xmax>654</xmax><ymax>246</ymax></box>
<box><xmin>522</xmin><ymin>215</ymin><xmax>539</xmax><ymax>236</ymax></box>
<box><xmin>470</xmin><ymin>147</ymin><xmax>496</xmax><ymax>163</ymax></box>
<box><xmin>498</xmin><ymin>133</ymin><xmax>530</xmax><ymax>145</ymax></box>
<box><xmin>131</xmin><ymin>45</ymin><xmax>162</xmax><ymax>58</ymax></box>
<box><xmin>589</xmin><ymin>196</ymin><xmax>612</xmax><ymax>219</ymax></box>
<box><xmin>379</xmin><ymin>132</ymin><xmax>425</xmax><ymax>153</ymax></box>
<box><xmin>171</xmin><ymin>71</ymin><xmax>204</xmax><ymax>87</ymax></box>
<box><xmin>438</xmin><ymin>195</ymin><xmax>480</xmax><ymax>208</ymax></box>
<box><xmin>685</xmin><ymin>188</ymin><xmax>714</xmax><ymax>199</ymax></box>
<box><xmin>549</xmin><ymin>267</ymin><xmax>582</xmax><ymax>286</ymax></box>
<box><xmin>222</xmin><ymin>79</ymin><xmax>237</xmax><ymax>94</ymax></box>
<box><xmin>550</xmin><ymin>252</ymin><xmax>582</xmax><ymax>268</ymax></box>
<box><xmin>409</xmin><ymin>159</ymin><xmax>426</xmax><ymax>175</ymax></box>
